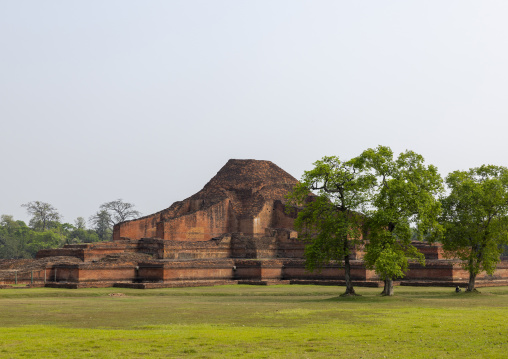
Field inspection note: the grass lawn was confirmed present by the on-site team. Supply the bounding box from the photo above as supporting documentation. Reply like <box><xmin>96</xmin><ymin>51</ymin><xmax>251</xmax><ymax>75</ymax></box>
<box><xmin>0</xmin><ymin>285</ymin><xmax>507</xmax><ymax>358</ymax></box>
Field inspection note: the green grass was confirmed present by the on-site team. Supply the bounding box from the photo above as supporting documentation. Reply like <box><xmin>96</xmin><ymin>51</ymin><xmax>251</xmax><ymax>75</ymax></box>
<box><xmin>1</xmin><ymin>285</ymin><xmax>508</xmax><ymax>358</ymax></box>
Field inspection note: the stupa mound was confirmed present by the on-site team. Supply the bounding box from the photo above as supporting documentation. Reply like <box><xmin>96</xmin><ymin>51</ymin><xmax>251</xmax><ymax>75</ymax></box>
<box><xmin>113</xmin><ymin>159</ymin><xmax>303</xmax><ymax>241</ymax></box>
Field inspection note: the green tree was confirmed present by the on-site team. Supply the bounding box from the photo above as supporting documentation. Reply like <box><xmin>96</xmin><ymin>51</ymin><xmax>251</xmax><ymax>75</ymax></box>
<box><xmin>439</xmin><ymin>165</ymin><xmax>508</xmax><ymax>292</ymax></box>
<box><xmin>287</xmin><ymin>156</ymin><xmax>376</xmax><ymax>296</ymax></box>
<box><xmin>0</xmin><ymin>215</ymin><xmax>32</xmax><ymax>259</ymax></box>
<box><xmin>67</xmin><ymin>227</ymin><xmax>101</xmax><ymax>244</ymax></box>
<box><xmin>26</xmin><ymin>230</ymin><xmax>64</xmax><ymax>257</ymax></box>
<box><xmin>74</xmin><ymin>217</ymin><xmax>87</xmax><ymax>230</ymax></box>
<box><xmin>360</xmin><ymin>146</ymin><xmax>443</xmax><ymax>295</ymax></box>
<box><xmin>89</xmin><ymin>199</ymin><xmax>140</xmax><ymax>242</ymax></box>
<box><xmin>100</xmin><ymin>199</ymin><xmax>141</xmax><ymax>226</ymax></box>
<box><xmin>57</xmin><ymin>218</ymin><xmax>100</xmax><ymax>244</ymax></box>
<box><xmin>54</xmin><ymin>221</ymin><xmax>100</xmax><ymax>245</ymax></box>
<box><xmin>89</xmin><ymin>209</ymin><xmax>113</xmax><ymax>241</ymax></box>
<box><xmin>21</xmin><ymin>201</ymin><xmax>61</xmax><ymax>231</ymax></box>
<box><xmin>0</xmin><ymin>213</ymin><xmax>102</xmax><ymax>259</ymax></box>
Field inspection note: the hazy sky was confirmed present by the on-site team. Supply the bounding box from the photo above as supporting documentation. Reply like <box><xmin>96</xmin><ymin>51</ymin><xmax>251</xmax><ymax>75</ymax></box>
<box><xmin>2</xmin><ymin>1</ymin><xmax>508</xmax><ymax>224</ymax></box>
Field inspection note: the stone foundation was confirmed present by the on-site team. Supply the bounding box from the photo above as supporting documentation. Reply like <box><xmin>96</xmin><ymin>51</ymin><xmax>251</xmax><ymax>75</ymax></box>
<box><xmin>11</xmin><ymin>247</ymin><xmax>505</xmax><ymax>289</ymax></box>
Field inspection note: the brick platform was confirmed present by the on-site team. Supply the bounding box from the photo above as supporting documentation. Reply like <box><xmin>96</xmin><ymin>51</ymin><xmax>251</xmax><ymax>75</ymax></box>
<box><xmin>2</xmin><ymin>159</ymin><xmax>507</xmax><ymax>289</ymax></box>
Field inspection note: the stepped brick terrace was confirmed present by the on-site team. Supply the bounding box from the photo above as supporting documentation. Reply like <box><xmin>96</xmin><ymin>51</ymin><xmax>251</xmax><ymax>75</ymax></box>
<box><xmin>2</xmin><ymin>159</ymin><xmax>508</xmax><ymax>288</ymax></box>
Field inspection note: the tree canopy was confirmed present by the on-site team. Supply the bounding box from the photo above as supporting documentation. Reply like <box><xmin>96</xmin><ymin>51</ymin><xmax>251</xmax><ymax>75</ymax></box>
<box><xmin>88</xmin><ymin>199</ymin><xmax>141</xmax><ymax>241</ymax></box>
<box><xmin>287</xmin><ymin>155</ymin><xmax>376</xmax><ymax>295</ymax></box>
<box><xmin>89</xmin><ymin>209</ymin><xmax>113</xmax><ymax>241</ymax></box>
<box><xmin>360</xmin><ymin>146</ymin><xmax>443</xmax><ymax>295</ymax></box>
<box><xmin>21</xmin><ymin>201</ymin><xmax>61</xmax><ymax>231</ymax></box>
<box><xmin>1</xmin><ymin>199</ymin><xmax>139</xmax><ymax>259</ymax></box>
<box><xmin>100</xmin><ymin>199</ymin><xmax>141</xmax><ymax>226</ymax></box>
<box><xmin>286</xmin><ymin>147</ymin><xmax>446</xmax><ymax>296</ymax></box>
<box><xmin>439</xmin><ymin>165</ymin><xmax>508</xmax><ymax>292</ymax></box>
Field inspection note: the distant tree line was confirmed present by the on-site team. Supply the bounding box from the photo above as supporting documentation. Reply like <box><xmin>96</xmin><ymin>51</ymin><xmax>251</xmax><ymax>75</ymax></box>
<box><xmin>0</xmin><ymin>199</ymin><xmax>140</xmax><ymax>259</ymax></box>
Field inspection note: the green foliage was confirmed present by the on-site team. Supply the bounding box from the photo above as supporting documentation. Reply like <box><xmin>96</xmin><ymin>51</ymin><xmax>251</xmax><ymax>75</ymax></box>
<box><xmin>74</xmin><ymin>217</ymin><xmax>86</xmax><ymax>230</ymax></box>
<box><xmin>288</xmin><ymin>148</ymin><xmax>443</xmax><ymax>295</ymax></box>
<box><xmin>26</xmin><ymin>230</ymin><xmax>65</xmax><ymax>256</ymax></box>
<box><xmin>21</xmin><ymin>201</ymin><xmax>61</xmax><ymax>231</ymax></box>
<box><xmin>363</xmin><ymin>232</ymin><xmax>423</xmax><ymax>281</ymax></box>
<box><xmin>439</xmin><ymin>165</ymin><xmax>508</xmax><ymax>291</ymax></box>
<box><xmin>0</xmin><ymin>214</ymin><xmax>68</xmax><ymax>258</ymax></box>
<box><xmin>0</xmin><ymin>217</ymin><xmax>100</xmax><ymax>259</ymax></box>
<box><xmin>88</xmin><ymin>200</ymin><xmax>141</xmax><ymax>241</ymax></box>
<box><xmin>89</xmin><ymin>209</ymin><xmax>113</xmax><ymax>241</ymax></box>
<box><xmin>295</xmin><ymin>196</ymin><xmax>364</xmax><ymax>270</ymax></box>
<box><xmin>287</xmin><ymin>156</ymin><xmax>375</xmax><ymax>265</ymax></box>
<box><xmin>65</xmin><ymin>227</ymin><xmax>101</xmax><ymax>244</ymax></box>
<box><xmin>0</xmin><ymin>215</ymin><xmax>32</xmax><ymax>259</ymax></box>
<box><xmin>1</xmin><ymin>199</ymin><xmax>140</xmax><ymax>258</ymax></box>
<box><xmin>55</xmin><ymin>221</ymin><xmax>101</xmax><ymax>245</ymax></box>
<box><xmin>360</xmin><ymin>146</ymin><xmax>443</xmax><ymax>289</ymax></box>
<box><xmin>287</xmin><ymin>156</ymin><xmax>376</xmax><ymax>294</ymax></box>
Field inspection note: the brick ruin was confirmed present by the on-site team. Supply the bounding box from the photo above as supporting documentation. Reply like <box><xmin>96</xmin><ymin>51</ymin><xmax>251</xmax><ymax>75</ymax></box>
<box><xmin>1</xmin><ymin>159</ymin><xmax>508</xmax><ymax>288</ymax></box>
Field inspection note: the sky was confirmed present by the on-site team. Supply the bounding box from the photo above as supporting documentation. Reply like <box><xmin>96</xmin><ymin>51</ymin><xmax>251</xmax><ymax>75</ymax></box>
<box><xmin>1</xmin><ymin>1</ymin><xmax>508</xmax><ymax>225</ymax></box>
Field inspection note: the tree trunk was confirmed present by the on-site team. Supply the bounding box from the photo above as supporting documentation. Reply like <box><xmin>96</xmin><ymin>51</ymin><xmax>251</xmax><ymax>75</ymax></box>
<box><xmin>343</xmin><ymin>253</ymin><xmax>356</xmax><ymax>295</ymax></box>
<box><xmin>381</xmin><ymin>278</ymin><xmax>394</xmax><ymax>296</ymax></box>
<box><xmin>467</xmin><ymin>272</ymin><xmax>477</xmax><ymax>292</ymax></box>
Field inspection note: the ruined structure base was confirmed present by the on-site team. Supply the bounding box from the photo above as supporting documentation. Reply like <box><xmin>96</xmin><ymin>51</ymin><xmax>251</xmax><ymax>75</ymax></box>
<box><xmin>289</xmin><ymin>280</ymin><xmax>383</xmax><ymax>287</ymax></box>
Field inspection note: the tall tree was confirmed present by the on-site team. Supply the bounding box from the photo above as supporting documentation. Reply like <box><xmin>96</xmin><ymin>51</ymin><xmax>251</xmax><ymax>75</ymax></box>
<box><xmin>21</xmin><ymin>201</ymin><xmax>61</xmax><ymax>231</ymax></box>
<box><xmin>439</xmin><ymin>165</ymin><xmax>508</xmax><ymax>292</ymax></box>
<box><xmin>74</xmin><ymin>217</ymin><xmax>87</xmax><ymax>230</ymax></box>
<box><xmin>287</xmin><ymin>156</ymin><xmax>376</xmax><ymax>296</ymax></box>
<box><xmin>100</xmin><ymin>199</ymin><xmax>141</xmax><ymax>226</ymax></box>
<box><xmin>360</xmin><ymin>146</ymin><xmax>443</xmax><ymax>296</ymax></box>
<box><xmin>89</xmin><ymin>209</ymin><xmax>113</xmax><ymax>241</ymax></box>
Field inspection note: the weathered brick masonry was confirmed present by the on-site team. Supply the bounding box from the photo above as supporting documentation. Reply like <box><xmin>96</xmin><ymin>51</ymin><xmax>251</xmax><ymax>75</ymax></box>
<box><xmin>3</xmin><ymin>159</ymin><xmax>508</xmax><ymax>288</ymax></box>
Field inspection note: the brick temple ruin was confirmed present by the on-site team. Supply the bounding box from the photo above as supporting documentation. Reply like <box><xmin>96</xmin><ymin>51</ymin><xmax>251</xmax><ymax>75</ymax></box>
<box><xmin>1</xmin><ymin>159</ymin><xmax>508</xmax><ymax>288</ymax></box>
